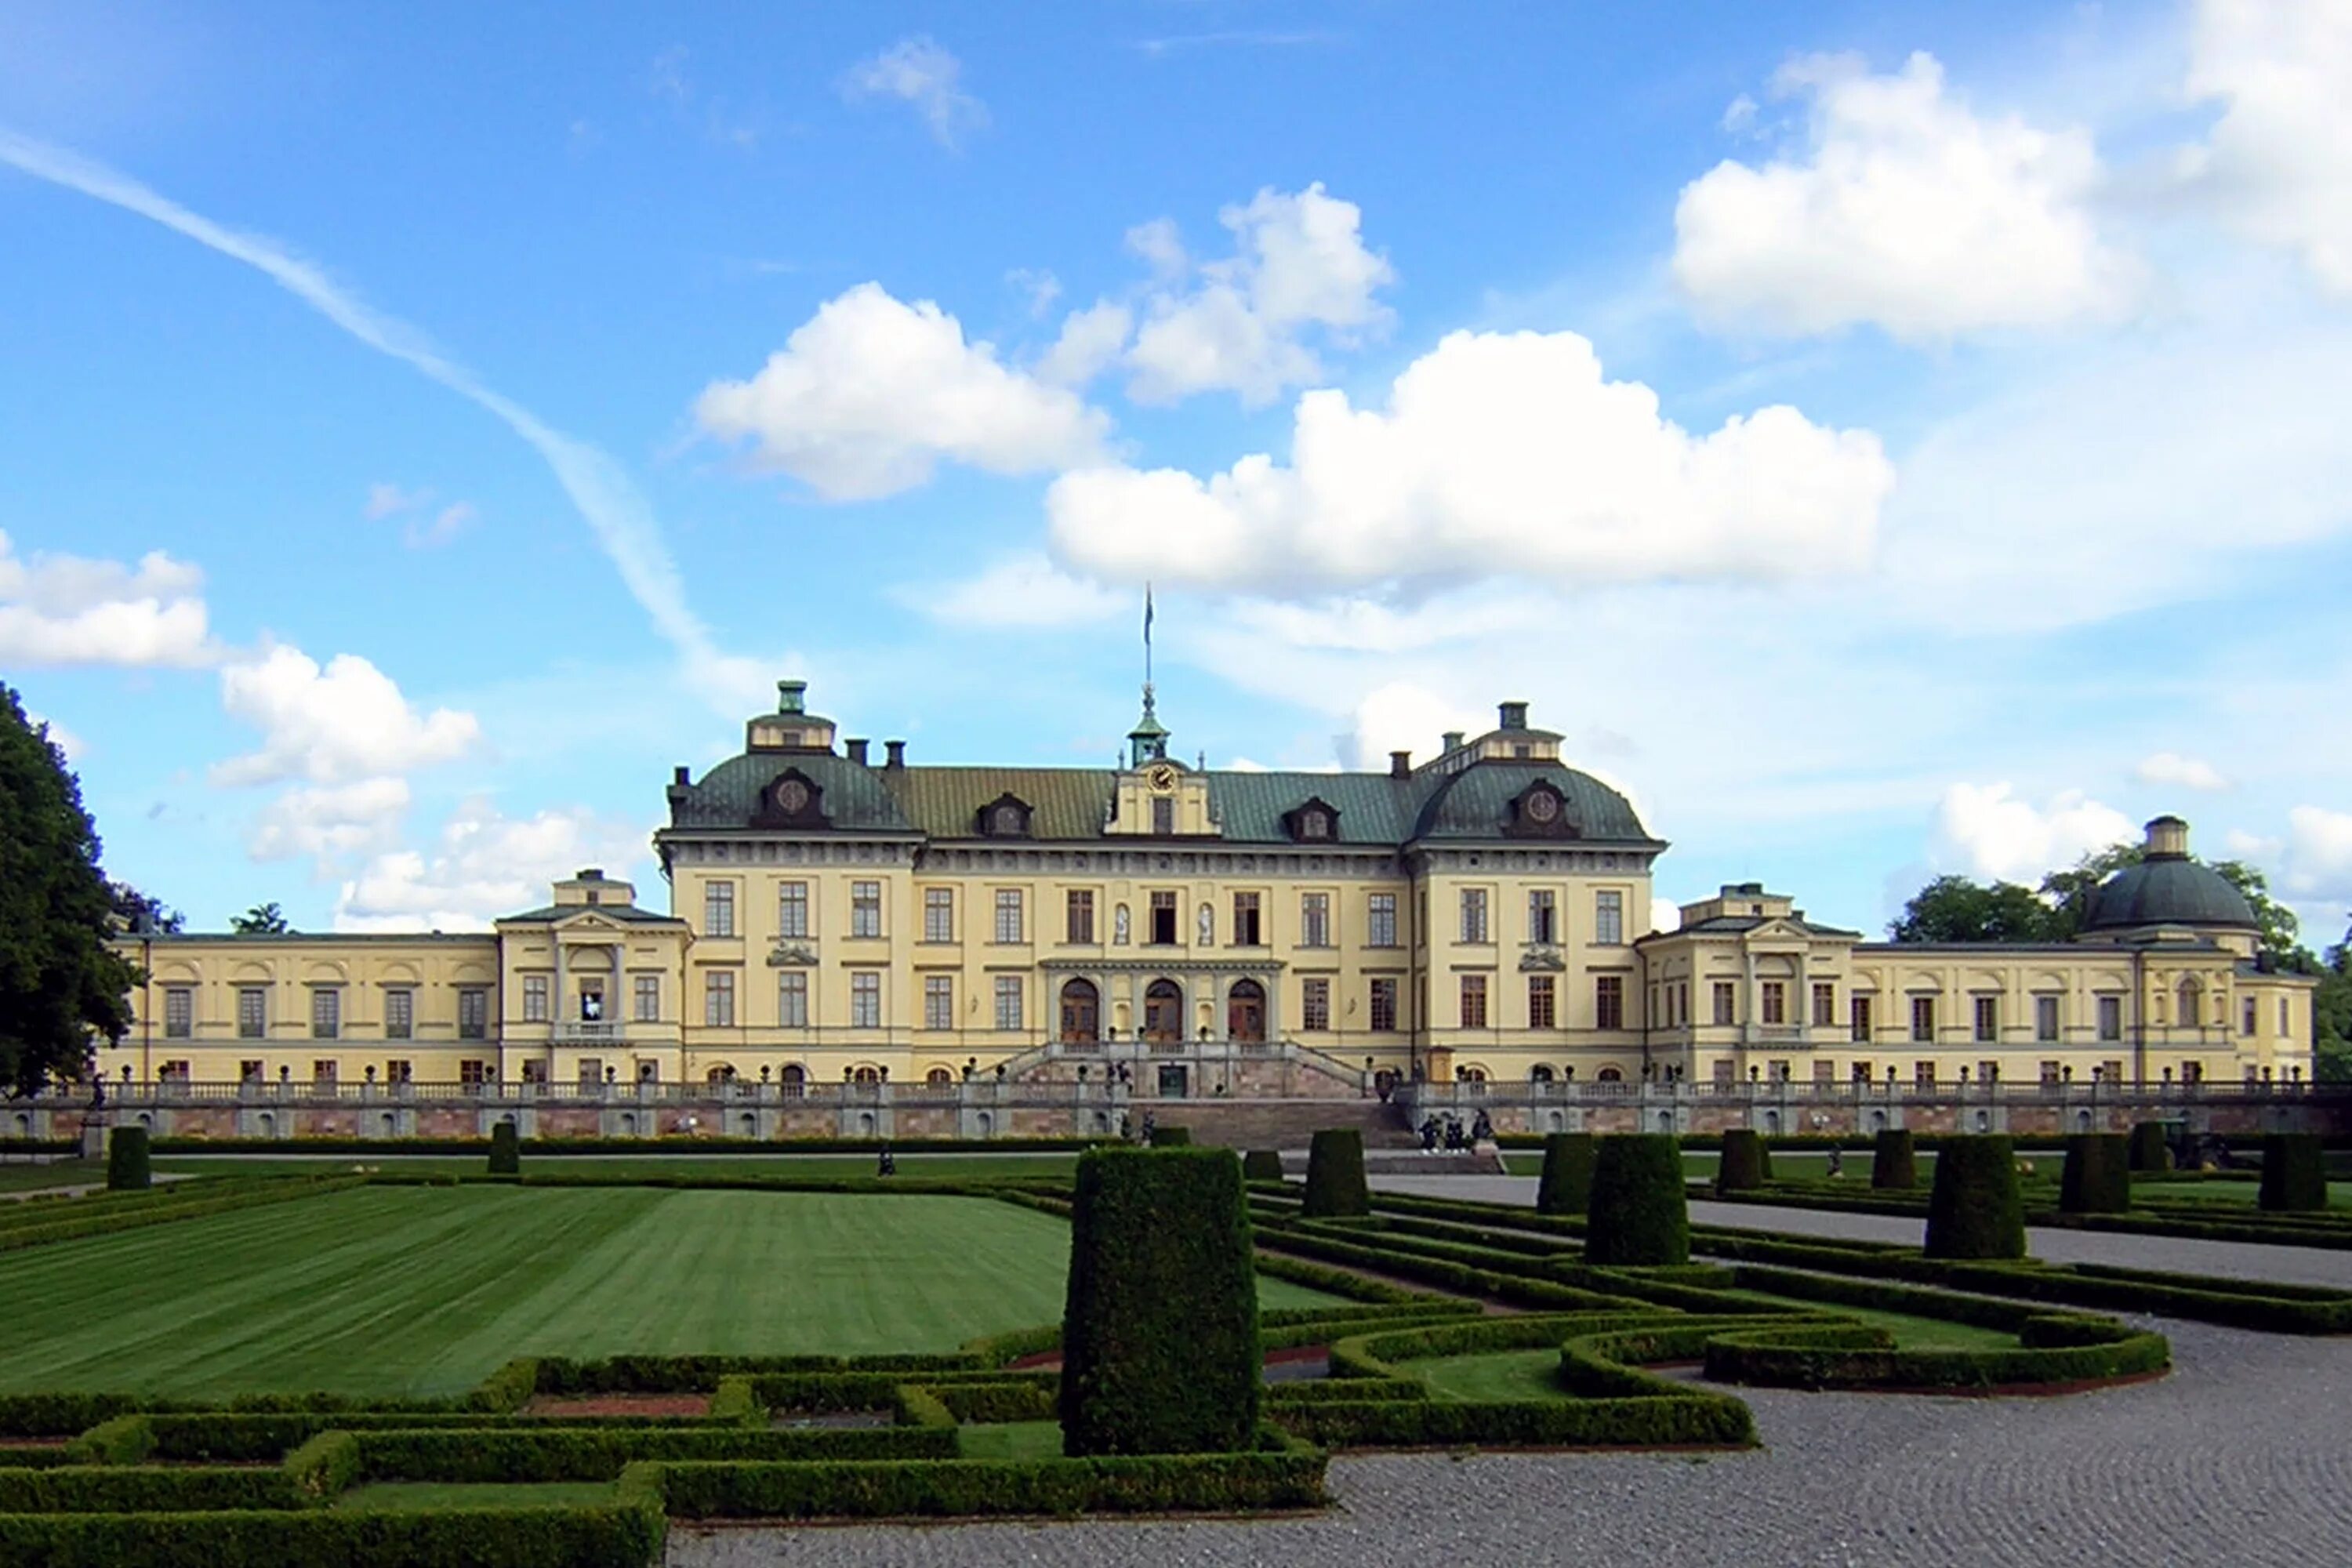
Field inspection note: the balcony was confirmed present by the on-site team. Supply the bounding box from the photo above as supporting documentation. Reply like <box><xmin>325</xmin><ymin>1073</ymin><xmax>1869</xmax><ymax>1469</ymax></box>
<box><xmin>554</xmin><ymin>1021</ymin><xmax>624</xmax><ymax>1044</ymax></box>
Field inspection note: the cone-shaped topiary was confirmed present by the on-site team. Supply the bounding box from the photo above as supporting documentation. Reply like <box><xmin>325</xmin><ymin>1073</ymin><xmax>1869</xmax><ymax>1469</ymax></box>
<box><xmin>1716</xmin><ymin>1129</ymin><xmax>1772</xmax><ymax>1194</ymax></box>
<box><xmin>1301</xmin><ymin>1127</ymin><xmax>1370</xmax><ymax>1218</ymax></box>
<box><xmin>2126</xmin><ymin>1121</ymin><xmax>2174</xmax><ymax>1174</ymax></box>
<box><xmin>1584</xmin><ymin>1134</ymin><xmax>1689</xmax><ymax>1265</ymax></box>
<box><xmin>1240</xmin><ymin>1149</ymin><xmax>1286</xmax><ymax>1182</ymax></box>
<box><xmin>105</xmin><ymin>1125</ymin><xmax>151</xmax><ymax>1191</ymax></box>
<box><xmin>2059</xmin><ymin>1134</ymin><xmax>2131</xmax><ymax>1214</ymax></box>
<box><xmin>1060</xmin><ymin>1147</ymin><xmax>1261</xmax><ymax>1455</ymax></box>
<box><xmin>1535</xmin><ymin>1132</ymin><xmax>1598</xmax><ymax>1215</ymax></box>
<box><xmin>488</xmin><ymin>1121</ymin><xmax>521</xmax><ymax>1175</ymax></box>
<box><xmin>2259</xmin><ymin>1133</ymin><xmax>2327</xmax><ymax>1213</ymax></box>
<box><xmin>1871</xmin><ymin>1128</ymin><xmax>1917</xmax><ymax>1190</ymax></box>
<box><xmin>1923</xmin><ymin>1135</ymin><xmax>2026</xmax><ymax>1259</ymax></box>
<box><xmin>1147</xmin><ymin>1123</ymin><xmax>1192</xmax><ymax>1148</ymax></box>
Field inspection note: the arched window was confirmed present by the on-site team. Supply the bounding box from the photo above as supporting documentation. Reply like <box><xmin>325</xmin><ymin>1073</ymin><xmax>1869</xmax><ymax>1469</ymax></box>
<box><xmin>2177</xmin><ymin>978</ymin><xmax>2201</xmax><ymax>1028</ymax></box>
<box><xmin>1595</xmin><ymin>1067</ymin><xmax>1623</xmax><ymax>1083</ymax></box>
<box><xmin>925</xmin><ymin>1066</ymin><xmax>953</xmax><ymax>1087</ymax></box>
<box><xmin>851</xmin><ymin>1065</ymin><xmax>882</xmax><ymax>1085</ymax></box>
<box><xmin>779</xmin><ymin>1063</ymin><xmax>807</xmax><ymax>1098</ymax></box>
<box><xmin>1529</xmin><ymin>1064</ymin><xmax>1555</xmax><ymax>1083</ymax></box>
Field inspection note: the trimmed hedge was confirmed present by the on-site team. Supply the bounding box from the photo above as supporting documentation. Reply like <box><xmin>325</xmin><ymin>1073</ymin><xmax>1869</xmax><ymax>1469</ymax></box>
<box><xmin>1242</xmin><ymin>1149</ymin><xmax>1287</xmax><ymax>1182</ymax></box>
<box><xmin>2260</xmin><ymin>1134</ymin><xmax>2328</xmax><ymax>1213</ymax></box>
<box><xmin>0</xmin><ymin>1496</ymin><xmax>667</xmax><ymax>1567</ymax></box>
<box><xmin>1534</xmin><ymin>1134</ymin><xmax>1597</xmax><ymax>1216</ymax></box>
<box><xmin>1871</xmin><ymin>1129</ymin><xmax>1917</xmax><ymax>1190</ymax></box>
<box><xmin>1703</xmin><ymin>1313</ymin><xmax>2169</xmax><ymax>1392</ymax></box>
<box><xmin>644</xmin><ymin>1447</ymin><xmax>1329</xmax><ymax>1520</ymax></box>
<box><xmin>1715</xmin><ymin>1130</ymin><xmax>1770</xmax><ymax>1195</ymax></box>
<box><xmin>64</xmin><ymin>1414</ymin><xmax>154</xmax><ymax>1466</ymax></box>
<box><xmin>488</xmin><ymin>1121</ymin><xmax>521</xmax><ymax>1175</ymax></box>
<box><xmin>0</xmin><ymin>1465</ymin><xmax>305</xmax><ymax>1514</ymax></box>
<box><xmin>1584</xmin><ymin>1136</ymin><xmax>1689</xmax><ymax>1267</ymax></box>
<box><xmin>1924</xmin><ymin>1136</ymin><xmax>2025</xmax><ymax>1260</ymax></box>
<box><xmin>1060</xmin><ymin>1148</ymin><xmax>1261</xmax><ymax>1455</ymax></box>
<box><xmin>1300</xmin><ymin>1129</ymin><xmax>1370</xmax><ymax>1219</ymax></box>
<box><xmin>2059</xmin><ymin>1134</ymin><xmax>2131</xmax><ymax>1215</ymax></box>
<box><xmin>105</xmin><ymin>1127</ymin><xmax>151</xmax><ymax>1192</ymax></box>
<box><xmin>151</xmin><ymin>1134</ymin><xmax>1105</xmax><ymax>1156</ymax></box>
<box><xmin>2128</xmin><ymin>1121</ymin><xmax>2175</xmax><ymax>1174</ymax></box>
<box><xmin>1146</xmin><ymin>1124</ymin><xmax>1193</xmax><ymax>1148</ymax></box>
<box><xmin>353</xmin><ymin>1423</ymin><xmax>953</xmax><ymax>1483</ymax></box>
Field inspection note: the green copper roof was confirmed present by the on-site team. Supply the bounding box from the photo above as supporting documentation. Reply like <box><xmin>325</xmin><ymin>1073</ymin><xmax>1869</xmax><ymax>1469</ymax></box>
<box><xmin>2085</xmin><ymin>857</ymin><xmax>2257</xmax><ymax>932</ymax></box>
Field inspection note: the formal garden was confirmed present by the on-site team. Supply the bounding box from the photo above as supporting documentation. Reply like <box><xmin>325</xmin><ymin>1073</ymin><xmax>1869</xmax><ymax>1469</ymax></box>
<box><xmin>2</xmin><ymin>1126</ymin><xmax>2349</xmax><ymax>1565</ymax></box>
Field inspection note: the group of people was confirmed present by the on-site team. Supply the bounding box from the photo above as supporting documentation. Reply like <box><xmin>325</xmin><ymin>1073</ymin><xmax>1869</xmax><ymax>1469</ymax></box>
<box><xmin>1418</xmin><ymin>1108</ymin><xmax>1495</xmax><ymax>1152</ymax></box>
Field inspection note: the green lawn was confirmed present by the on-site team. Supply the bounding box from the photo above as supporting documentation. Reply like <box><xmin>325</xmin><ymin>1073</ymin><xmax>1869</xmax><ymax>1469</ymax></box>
<box><xmin>1407</xmin><ymin>1348</ymin><xmax>1565</xmax><ymax>1402</ymax></box>
<box><xmin>0</xmin><ymin>1160</ymin><xmax>107</xmax><ymax>1195</ymax></box>
<box><xmin>0</xmin><ymin>1185</ymin><xmax>1328</xmax><ymax>1400</ymax></box>
<box><xmin>958</xmin><ymin>1420</ymin><xmax>1062</xmax><ymax>1460</ymax></box>
<box><xmin>151</xmin><ymin>1152</ymin><xmax>1081</xmax><ymax>1181</ymax></box>
<box><xmin>333</xmin><ymin>1482</ymin><xmax>616</xmax><ymax>1512</ymax></box>
<box><xmin>2130</xmin><ymin>1178</ymin><xmax>2352</xmax><ymax>1210</ymax></box>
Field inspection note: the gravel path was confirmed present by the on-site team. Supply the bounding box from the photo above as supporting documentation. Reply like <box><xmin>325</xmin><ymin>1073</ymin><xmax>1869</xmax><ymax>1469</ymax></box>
<box><xmin>667</xmin><ymin>1317</ymin><xmax>2352</xmax><ymax>1567</ymax></box>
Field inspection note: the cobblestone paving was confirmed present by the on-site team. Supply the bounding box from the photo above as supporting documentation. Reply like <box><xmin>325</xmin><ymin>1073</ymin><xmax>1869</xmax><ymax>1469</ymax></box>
<box><xmin>668</xmin><ymin>1318</ymin><xmax>2352</xmax><ymax>1567</ymax></box>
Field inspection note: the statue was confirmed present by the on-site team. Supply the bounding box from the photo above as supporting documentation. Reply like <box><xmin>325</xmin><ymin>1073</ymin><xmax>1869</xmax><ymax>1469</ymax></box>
<box><xmin>1197</xmin><ymin>904</ymin><xmax>1213</xmax><ymax>946</ymax></box>
<box><xmin>1113</xmin><ymin>905</ymin><xmax>1131</xmax><ymax>946</ymax></box>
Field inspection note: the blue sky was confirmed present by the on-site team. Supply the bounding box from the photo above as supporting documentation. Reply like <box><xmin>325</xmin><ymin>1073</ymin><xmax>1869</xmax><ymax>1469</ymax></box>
<box><xmin>5</xmin><ymin>0</ymin><xmax>2350</xmax><ymax>943</ymax></box>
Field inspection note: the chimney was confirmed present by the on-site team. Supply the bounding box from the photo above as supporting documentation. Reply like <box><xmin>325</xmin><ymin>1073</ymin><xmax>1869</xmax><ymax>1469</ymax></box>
<box><xmin>2144</xmin><ymin>815</ymin><xmax>2190</xmax><ymax>859</ymax></box>
<box><xmin>1442</xmin><ymin>730</ymin><xmax>1465</xmax><ymax>753</ymax></box>
<box><xmin>672</xmin><ymin>765</ymin><xmax>690</xmax><ymax>786</ymax></box>
<box><xmin>1388</xmin><ymin>750</ymin><xmax>1412</xmax><ymax>779</ymax></box>
<box><xmin>776</xmin><ymin>679</ymin><xmax>807</xmax><ymax>714</ymax></box>
<box><xmin>577</xmin><ymin>867</ymin><xmax>604</xmax><ymax>881</ymax></box>
<box><xmin>884</xmin><ymin>739</ymin><xmax>906</xmax><ymax>769</ymax></box>
<box><xmin>1497</xmin><ymin>700</ymin><xmax>1529</xmax><ymax>731</ymax></box>
<box><xmin>846</xmin><ymin>738</ymin><xmax>869</xmax><ymax>766</ymax></box>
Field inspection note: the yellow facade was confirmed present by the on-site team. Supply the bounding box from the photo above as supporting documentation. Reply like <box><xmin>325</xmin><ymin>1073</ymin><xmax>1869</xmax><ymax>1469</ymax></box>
<box><xmin>101</xmin><ymin>684</ymin><xmax>2314</xmax><ymax>1094</ymax></box>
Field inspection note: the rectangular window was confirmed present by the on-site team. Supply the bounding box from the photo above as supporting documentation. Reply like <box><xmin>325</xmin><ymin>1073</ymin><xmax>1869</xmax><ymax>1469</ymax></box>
<box><xmin>1850</xmin><ymin>995</ymin><xmax>1873</xmax><ymax>1043</ymax></box>
<box><xmin>2281</xmin><ymin>997</ymin><xmax>2291</xmax><ymax>1036</ymax></box>
<box><xmin>1232</xmin><ymin>891</ymin><xmax>1263</xmax><ymax>946</ymax></box>
<box><xmin>993</xmin><ymin>888</ymin><xmax>1024</xmax><ymax>944</ymax></box>
<box><xmin>1369</xmin><ymin>977</ymin><xmax>1399</xmax><ymax>1032</ymax></box>
<box><xmin>1678</xmin><ymin>982</ymin><xmax>1690</xmax><ymax>1027</ymax></box>
<box><xmin>1301</xmin><ymin>892</ymin><xmax>1331</xmax><ymax>948</ymax></box>
<box><xmin>2097</xmin><ymin>996</ymin><xmax>2123</xmax><ymax>1042</ymax></box>
<box><xmin>1977</xmin><ymin>1058</ymin><xmax>2000</xmax><ymax>1085</ymax></box>
<box><xmin>1149</xmin><ymin>891</ymin><xmax>1178</xmax><ymax>945</ymax></box>
<box><xmin>459</xmin><ymin>1058</ymin><xmax>488</xmax><ymax>1088</ymax></box>
<box><xmin>851</xmin><ymin>971</ymin><xmax>881</xmax><ymax>1029</ymax></box>
<box><xmin>993</xmin><ymin>975</ymin><xmax>1023</xmax><ymax>1031</ymax></box>
<box><xmin>1066</xmin><ymin>889</ymin><xmax>1095</xmax><ymax>944</ymax></box>
<box><xmin>1911</xmin><ymin>996</ymin><xmax>1936</xmax><ymax>1043</ymax></box>
<box><xmin>237</xmin><ymin>987</ymin><xmax>267</xmax><ymax>1039</ymax></box>
<box><xmin>1712</xmin><ymin>982</ymin><xmax>1736</xmax><ymax>1027</ymax></box>
<box><xmin>311</xmin><ymin>1060</ymin><xmax>336</xmax><ymax>1089</ymax></box>
<box><xmin>310</xmin><ymin>989</ymin><xmax>341</xmax><ymax>1040</ymax></box>
<box><xmin>1151</xmin><ymin>797</ymin><xmax>1174</xmax><ymax>836</ymax></box>
<box><xmin>163</xmin><ymin>987</ymin><xmax>194</xmax><ymax>1039</ymax></box>
<box><xmin>851</xmin><ymin>881</ymin><xmax>882</xmax><ymax>938</ymax></box>
<box><xmin>159</xmin><ymin>1059</ymin><xmax>191</xmax><ymax>1085</ymax></box>
<box><xmin>1973</xmin><ymin>996</ymin><xmax>1998</xmax><ymax>1043</ymax></box>
<box><xmin>704</xmin><ymin>971</ymin><xmax>736</xmax><ymax>1027</ymax></box>
<box><xmin>459</xmin><ymin>988</ymin><xmax>488</xmax><ymax>1041</ymax></box>
<box><xmin>238</xmin><ymin>1058</ymin><xmax>262</xmax><ymax>1084</ymax></box>
<box><xmin>1914</xmin><ymin>1060</ymin><xmax>1936</xmax><ymax>1089</ymax></box>
<box><xmin>704</xmin><ymin>880</ymin><xmax>735</xmax><ymax>937</ymax></box>
<box><xmin>1528</xmin><ymin>889</ymin><xmax>1557</xmax><ymax>945</ymax></box>
<box><xmin>2041</xmin><ymin>1059</ymin><xmax>2062</xmax><ymax>1086</ymax></box>
<box><xmin>1460</xmin><ymin>974</ymin><xmax>1489</xmax><ymax>1028</ymax></box>
<box><xmin>1529</xmin><ymin>974</ymin><xmax>1556</xmax><ymax>1029</ymax></box>
<box><xmin>2036</xmin><ymin>995</ymin><xmax>2060</xmax><ymax>1043</ymax></box>
<box><xmin>1367</xmin><ymin>894</ymin><xmax>1399</xmax><ymax>949</ymax></box>
<box><xmin>778</xmin><ymin>881</ymin><xmax>809</xmax><ymax>938</ymax></box>
<box><xmin>924</xmin><ymin>887</ymin><xmax>954</xmax><ymax>943</ymax></box>
<box><xmin>1596</xmin><ymin>975</ymin><xmax>1624</xmax><ymax>1031</ymax></box>
<box><xmin>1595</xmin><ymin>891</ymin><xmax>1624</xmax><ymax>946</ymax></box>
<box><xmin>1812</xmin><ymin>982</ymin><xmax>1835</xmax><ymax>1028</ymax></box>
<box><xmin>2243</xmin><ymin>997</ymin><xmax>2257</xmax><ymax>1036</ymax></box>
<box><xmin>384</xmin><ymin>1059</ymin><xmax>412</xmax><ymax>1085</ymax></box>
<box><xmin>1460</xmin><ymin>888</ymin><xmax>1490</xmax><ymax>943</ymax></box>
<box><xmin>385</xmin><ymin>989</ymin><xmax>413</xmax><ymax>1040</ymax></box>
<box><xmin>777</xmin><ymin>972</ymin><xmax>808</xmax><ymax>1028</ymax></box>
<box><xmin>1760</xmin><ymin>981</ymin><xmax>1787</xmax><ymax>1025</ymax></box>
<box><xmin>925</xmin><ymin>975</ymin><xmax>953</xmax><ymax>1031</ymax></box>
<box><xmin>1301</xmin><ymin>977</ymin><xmax>1331</xmax><ymax>1031</ymax></box>
<box><xmin>524</xmin><ymin>975</ymin><xmax>550</xmax><ymax>1023</ymax></box>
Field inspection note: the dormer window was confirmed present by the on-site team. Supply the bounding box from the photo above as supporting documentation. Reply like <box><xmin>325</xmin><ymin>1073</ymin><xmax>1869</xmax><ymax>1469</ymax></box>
<box><xmin>1283</xmin><ymin>797</ymin><xmax>1341</xmax><ymax>844</ymax></box>
<box><xmin>1507</xmin><ymin>781</ymin><xmax>1578</xmax><ymax>838</ymax></box>
<box><xmin>753</xmin><ymin>769</ymin><xmax>827</xmax><ymax>829</ymax></box>
<box><xmin>978</xmin><ymin>793</ymin><xmax>1034</xmax><ymax>839</ymax></box>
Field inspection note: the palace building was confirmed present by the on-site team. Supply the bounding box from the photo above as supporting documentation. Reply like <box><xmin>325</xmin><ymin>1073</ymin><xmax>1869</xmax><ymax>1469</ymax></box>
<box><xmin>102</xmin><ymin>681</ymin><xmax>2316</xmax><ymax>1102</ymax></box>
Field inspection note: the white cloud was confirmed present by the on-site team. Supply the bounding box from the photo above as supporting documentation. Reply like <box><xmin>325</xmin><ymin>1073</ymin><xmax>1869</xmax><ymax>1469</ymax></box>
<box><xmin>1125</xmin><ymin>183</ymin><xmax>1396</xmax><ymax>405</ymax></box>
<box><xmin>2281</xmin><ymin>805</ymin><xmax>2352</xmax><ymax>901</ymax></box>
<box><xmin>1652</xmin><ymin>897</ymin><xmax>1684</xmax><ymax>934</ymax></box>
<box><xmin>2180</xmin><ymin>0</ymin><xmax>2352</xmax><ymax>293</ymax></box>
<box><xmin>1047</xmin><ymin>327</ymin><xmax>1893</xmax><ymax>594</ymax></box>
<box><xmin>365</xmin><ymin>482</ymin><xmax>426</xmax><ymax>521</ymax></box>
<box><xmin>212</xmin><ymin>645</ymin><xmax>480</xmax><ymax>788</ymax></box>
<box><xmin>841</xmin><ymin>36</ymin><xmax>987</xmax><ymax>151</ymax></box>
<box><xmin>365</xmin><ymin>485</ymin><xmax>474</xmax><ymax>548</ymax></box>
<box><xmin>333</xmin><ymin>797</ymin><xmax>651</xmax><ymax>932</ymax></box>
<box><xmin>25</xmin><ymin>710</ymin><xmax>83</xmax><ymax>762</ymax></box>
<box><xmin>694</xmin><ymin>282</ymin><xmax>1111</xmax><ymax>501</ymax></box>
<box><xmin>1342</xmin><ymin>682</ymin><xmax>1489</xmax><ymax>772</ymax></box>
<box><xmin>2136</xmin><ymin>751</ymin><xmax>2231</xmax><ymax>792</ymax></box>
<box><xmin>248</xmin><ymin>776</ymin><xmax>412</xmax><ymax>862</ymax></box>
<box><xmin>1673</xmin><ymin>52</ymin><xmax>2137</xmax><ymax>339</ymax></box>
<box><xmin>1932</xmin><ymin>782</ymin><xmax>2137</xmax><ymax>884</ymax></box>
<box><xmin>1007</xmin><ymin>267</ymin><xmax>1062</xmax><ymax>318</ymax></box>
<box><xmin>909</xmin><ymin>553</ymin><xmax>1127</xmax><ymax>629</ymax></box>
<box><xmin>0</xmin><ymin>528</ymin><xmax>216</xmax><ymax>668</ymax></box>
<box><xmin>1035</xmin><ymin>300</ymin><xmax>1134</xmax><ymax>388</ymax></box>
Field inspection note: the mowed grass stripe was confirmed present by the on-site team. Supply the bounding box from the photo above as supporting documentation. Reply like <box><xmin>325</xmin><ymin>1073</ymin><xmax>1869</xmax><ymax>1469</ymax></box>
<box><xmin>0</xmin><ymin>1187</ymin><xmax>1088</xmax><ymax>1398</ymax></box>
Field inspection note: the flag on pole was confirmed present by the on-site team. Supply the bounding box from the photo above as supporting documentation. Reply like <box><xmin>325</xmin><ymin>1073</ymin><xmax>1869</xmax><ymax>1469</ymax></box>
<box><xmin>1143</xmin><ymin>583</ymin><xmax>1154</xmax><ymax>644</ymax></box>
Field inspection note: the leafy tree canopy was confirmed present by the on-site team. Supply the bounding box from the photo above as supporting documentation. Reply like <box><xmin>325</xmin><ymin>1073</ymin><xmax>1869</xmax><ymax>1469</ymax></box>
<box><xmin>109</xmin><ymin>881</ymin><xmax>184</xmax><ymax>935</ymax></box>
<box><xmin>0</xmin><ymin>684</ymin><xmax>138</xmax><ymax>1094</ymax></box>
<box><xmin>231</xmin><ymin>901</ymin><xmax>291</xmax><ymax>935</ymax></box>
<box><xmin>1895</xmin><ymin>843</ymin><xmax>2304</xmax><ymax>961</ymax></box>
<box><xmin>2315</xmin><ymin>924</ymin><xmax>2352</xmax><ymax>1084</ymax></box>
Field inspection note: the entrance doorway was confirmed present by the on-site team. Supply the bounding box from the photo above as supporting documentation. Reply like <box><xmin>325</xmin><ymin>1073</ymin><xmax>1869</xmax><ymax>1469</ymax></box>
<box><xmin>1227</xmin><ymin>979</ymin><xmax>1266</xmax><ymax>1043</ymax></box>
<box><xmin>1156</xmin><ymin>1064</ymin><xmax>1189</xmax><ymax>1098</ymax></box>
<box><xmin>1144</xmin><ymin>980</ymin><xmax>1183</xmax><ymax>1043</ymax></box>
<box><xmin>1059</xmin><ymin>978</ymin><xmax>1100</xmax><ymax>1043</ymax></box>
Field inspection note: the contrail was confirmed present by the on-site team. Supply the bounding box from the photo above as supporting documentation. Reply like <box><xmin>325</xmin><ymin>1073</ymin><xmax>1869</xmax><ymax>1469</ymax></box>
<box><xmin>0</xmin><ymin>127</ymin><xmax>751</xmax><ymax>704</ymax></box>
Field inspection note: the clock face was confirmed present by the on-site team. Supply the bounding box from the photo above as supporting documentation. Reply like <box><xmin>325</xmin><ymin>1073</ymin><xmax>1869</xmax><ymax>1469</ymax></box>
<box><xmin>1145</xmin><ymin>764</ymin><xmax>1178</xmax><ymax>792</ymax></box>
<box><xmin>1523</xmin><ymin>789</ymin><xmax>1560</xmax><ymax>825</ymax></box>
<box><xmin>775</xmin><ymin>779</ymin><xmax>811</xmax><ymax>814</ymax></box>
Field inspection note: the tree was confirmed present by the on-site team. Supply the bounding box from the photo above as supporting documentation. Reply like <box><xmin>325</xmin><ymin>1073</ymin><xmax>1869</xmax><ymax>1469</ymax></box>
<box><xmin>0</xmin><ymin>683</ymin><xmax>138</xmax><ymax>1094</ymax></box>
<box><xmin>231</xmin><ymin>902</ymin><xmax>291</xmax><ymax>935</ymax></box>
<box><xmin>1888</xmin><ymin>875</ymin><xmax>2063</xmax><ymax>942</ymax></box>
<box><xmin>108</xmin><ymin>880</ymin><xmax>183</xmax><ymax>935</ymax></box>
<box><xmin>2038</xmin><ymin>844</ymin><xmax>2302</xmax><ymax>958</ymax></box>
<box><xmin>2314</xmin><ymin>924</ymin><xmax>2352</xmax><ymax>1083</ymax></box>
